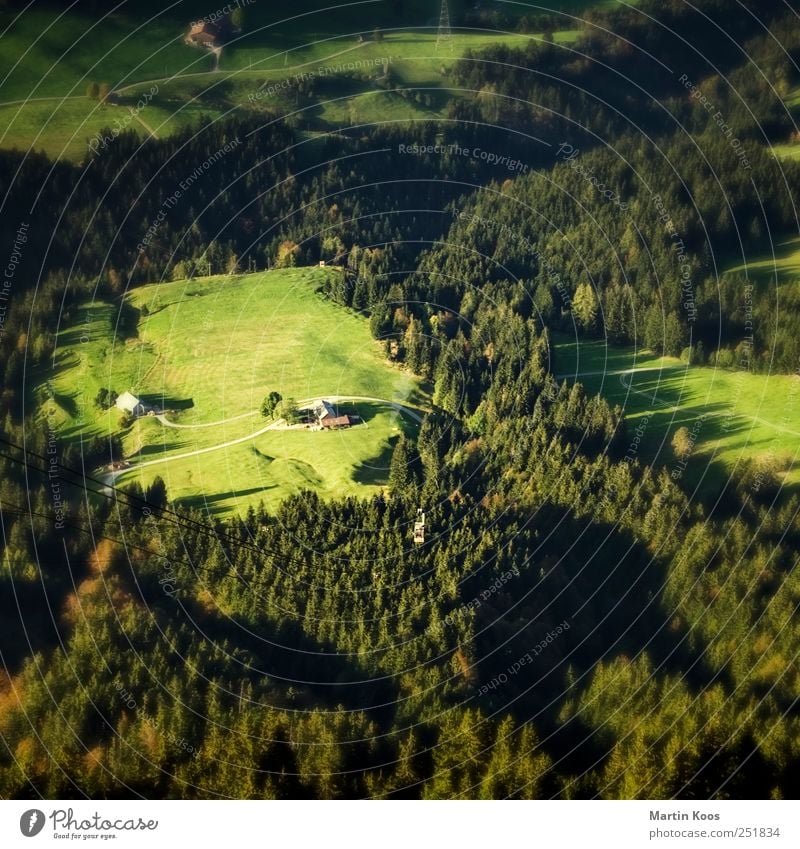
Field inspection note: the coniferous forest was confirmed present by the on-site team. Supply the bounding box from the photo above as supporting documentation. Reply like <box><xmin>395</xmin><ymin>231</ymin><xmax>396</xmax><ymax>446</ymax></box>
<box><xmin>2</xmin><ymin>0</ymin><xmax>800</xmax><ymax>804</ymax></box>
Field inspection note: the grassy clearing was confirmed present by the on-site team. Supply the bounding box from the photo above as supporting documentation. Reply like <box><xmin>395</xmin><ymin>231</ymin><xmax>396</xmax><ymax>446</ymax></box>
<box><xmin>2</xmin><ymin>17</ymin><xmax>577</xmax><ymax>158</ymax></box>
<box><xmin>122</xmin><ymin>402</ymin><xmax>412</xmax><ymax>514</ymax></box>
<box><xmin>770</xmin><ymin>143</ymin><xmax>800</xmax><ymax>161</ymax></box>
<box><xmin>552</xmin><ymin>335</ymin><xmax>800</xmax><ymax>492</ymax></box>
<box><xmin>0</xmin><ymin>96</ymin><xmax>223</xmax><ymax>161</ymax></box>
<box><xmin>127</xmin><ymin>268</ymin><xmax>419</xmax><ymax>418</ymax></box>
<box><xmin>39</xmin><ymin>267</ymin><xmax>426</xmax><ymax>514</ymax></box>
<box><xmin>220</xmin><ymin>30</ymin><xmax>543</xmax><ymax>76</ymax></box>
<box><xmin>0</xmin><ymin>7</ymin><xmax>203</xmax><ymax>102</ymax></box>
<box><xmin>724</xmin><ymin>235</ymin><xmax>800</xmax><ymax>288</ymax></box>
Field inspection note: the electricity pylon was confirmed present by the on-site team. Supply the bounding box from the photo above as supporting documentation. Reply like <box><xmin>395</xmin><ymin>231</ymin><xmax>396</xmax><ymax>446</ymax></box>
<box><xmin>436</xmin><ymin>0</ymin><xmax>452</xmax><ymax>51</ymax></box>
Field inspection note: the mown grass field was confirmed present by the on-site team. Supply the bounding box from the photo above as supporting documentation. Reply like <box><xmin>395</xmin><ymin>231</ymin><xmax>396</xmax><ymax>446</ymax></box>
<box><xmin>552</xmin><ymin>335</ymin><xmax>800</xmax><ymax>493</ymax></box>
<box><xmin>0</xmin><ymin>6</ymin><xmax>206</xmax><ymax>101</ymax></box>
<box><xmin>121</xmin><ymin>401</ymin><xmax>413</xmax><ymax>514</ymax></box>
<box><xmin>39</xmin><ymin>267</ymin><xmax>426</xmax><ymax>514</ymax></box>
<box><xmin>724</xmin><ymin>235</ymin><xmax>800</xmax><ymax>287</ymax></box>
<box><xmin>0</xmin><ymin>0</ymin><xmax>580</xmax><ymax>159</ymax></box>
<box><xmin>770</xmin><ymin>142</ymin><xmax>800</xmax><ymax>161</ymax></box>
<box><xmin>0</xmin><ymin>97</ymin><xmax>224</xmax><ymax>161</ymax></box>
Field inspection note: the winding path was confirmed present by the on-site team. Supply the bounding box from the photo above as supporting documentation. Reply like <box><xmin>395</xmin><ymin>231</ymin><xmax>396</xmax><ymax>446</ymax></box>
<box><xmin>103</xmin><ymin>395</ymin><xmax>423</xmax><ymax>487</ymax></box>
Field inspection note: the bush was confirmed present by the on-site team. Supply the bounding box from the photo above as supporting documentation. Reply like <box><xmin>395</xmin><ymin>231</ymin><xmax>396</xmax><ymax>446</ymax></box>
<box><xmin>260</xmin><ymin>391</ymin><xmax>283</xmax><ymax>418</ymax></box>
<box><xmin>276</xmin><ymin>398</ymin><xmax>300</xmax><ymax>424</ymax></box>
<box><xmin>94</xmin><ymin>388</ymin><xmax>118</xmax><ymax>410</ymax></box>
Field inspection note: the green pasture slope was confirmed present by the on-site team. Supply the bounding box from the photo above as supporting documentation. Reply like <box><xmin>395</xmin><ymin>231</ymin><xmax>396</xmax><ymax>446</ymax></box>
<box><xmin>0</xmin><ymin>0</ymin><xmax>587</xmax><ymax>160</ymax></box>
<box><xmin>724</xmin><ymin>235</ymin><xmax>800</xmax><ymax>290</ymax></box>
<box><xmin>39</xmin><ymin>266</ymin><xmax>426</xmax><ymax>515</ymax></box>
<box><xmin>553</xmin><ymin>335</ymin><xmax>800</xmax><ymax>493</ymax></box>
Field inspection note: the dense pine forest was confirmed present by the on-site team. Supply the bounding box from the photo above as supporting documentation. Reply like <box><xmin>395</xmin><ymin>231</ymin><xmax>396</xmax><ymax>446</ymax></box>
<box><xmin>2</xmin><ymin>0</ymin><xmax>800</xmax><ymax>800</ymax></box>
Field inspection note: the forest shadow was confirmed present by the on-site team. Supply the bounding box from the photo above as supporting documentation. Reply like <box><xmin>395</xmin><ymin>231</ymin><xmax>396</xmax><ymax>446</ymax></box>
<box><xmin>147</xmin><ymin>579</ymin><xmax>400</xmax><ymax>714</ymax></box>
<box><xmin>0</xmin><ymin>577</ymin><xmax>68</xmax><ymax>672</ymax></box>
<box><xmin>177</xmin><ymin>485</ymin><xmax>275</xmax><ymax>515</ymax></box>
<box><xmin>471</xmin><ymin>506</ymin><xmax>726</xmax><ymax>748</ymax></box>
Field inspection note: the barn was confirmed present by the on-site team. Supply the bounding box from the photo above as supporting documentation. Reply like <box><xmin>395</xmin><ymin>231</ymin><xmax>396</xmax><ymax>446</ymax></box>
<box><xmin>313</xmin><ymin>399</ymin><xmax>336</xmax><ymax>423</ymax></box>
<box><xmin>321</xmin><ymin>414</ymin><xmax>353</xmax><ymax>429</ymax></box>
<box><xmin>186</xmin><ymin>21</ymin><xmax>221</xmax><ymax>47</ymax></box>
<box><xmin>312</xmin><ymin>399</ymin><xmax>353</xmax><ymax>429</ymax></box>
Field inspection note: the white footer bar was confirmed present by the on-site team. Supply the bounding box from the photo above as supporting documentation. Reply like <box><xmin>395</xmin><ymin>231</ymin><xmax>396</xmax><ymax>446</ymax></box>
<box><xmin>1</xmin><ymin>800</ymin><xmax>796</xmax><ymax>848</ymax></box>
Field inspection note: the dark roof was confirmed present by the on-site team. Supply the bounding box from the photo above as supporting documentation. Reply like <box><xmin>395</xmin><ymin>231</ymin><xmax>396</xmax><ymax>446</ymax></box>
<box><xmin>321</xmin><ymin>415</ymin><xmax>352</xmax><ymax>428</ymax></box>
<box><xmin>187</xmin><ymin>22</ymin><xmax>221</xmax><ymax>43</ymax></box>
<box><xmin>189</xmin><ymin>21</ymin><xmax>221</xmax><ymax>36</ymax></box>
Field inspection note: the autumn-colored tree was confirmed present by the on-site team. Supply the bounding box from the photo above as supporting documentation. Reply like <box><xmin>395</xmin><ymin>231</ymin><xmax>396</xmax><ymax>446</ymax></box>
<box><xmin>671</xmin><ymin>426</ymin><xmax>692</xmax><ymax>458</ymax></box>
<box><xmin>275</xmin><ymin>240</ymin><xmax>300</xmax><ymax>268</ymax></box>
<box><xmin>572</xmin><ymin>282</ymin><xmax>598</xmax><ymax>330</ymax></box>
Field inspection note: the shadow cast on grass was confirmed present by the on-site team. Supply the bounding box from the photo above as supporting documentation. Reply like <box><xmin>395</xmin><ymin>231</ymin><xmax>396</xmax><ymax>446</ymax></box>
<box><xmin>177</xmin><ymin>485</ymin><xmax>278</xmax><ymax>516</ymax></box>
<box><xmin>129</xmin><ymin>439</ymin><xmax>189</xmax><ymax>459</ymax></box>
<box><xmin>140</xmin><ymin>394</ymin><xmax>194</xmax><ymax>412</ymax></box>
<box><xmin>352</xmin><ymin>437</ymin><xmax>395</xmax><ymax>486</ymax></box>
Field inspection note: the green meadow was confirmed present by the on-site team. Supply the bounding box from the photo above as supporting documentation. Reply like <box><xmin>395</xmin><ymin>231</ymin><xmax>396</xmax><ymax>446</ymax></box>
<box><xmin>770</xmin><ymin>142</ymin><xmax>800</xmax><ymax>161</ymax></box>
<box><xmin>724</xmin><ymin>235</ymin><xmax>800</xmax><ymax>287</ymax></box>
<box><xmin>553</xmin><ymin>335</ymin><xmax>800</xmax><ymax>492</ymax></box>
<box><xmin>120</xmin><ymin>401</ymin><xmax>412</xmax><ymax>514</ymax></box>
<box><xmin>0</xmin><ymin>0</ymin><xmax>579</xmax><ymax>160</ymax></box>
<box><xmin>40</xmin><ymin>267</ymin><xmax>426</xmax><ymax>514</ymax></box>
<box><xmin>0</xmin><ymin>97</ymin><xmax>224</xmax><ymax>161</ymax></box>
<box><xmin>0</xmin><ymin>6</ymin><xmax>207</xmax><ymax>102</ymax></box>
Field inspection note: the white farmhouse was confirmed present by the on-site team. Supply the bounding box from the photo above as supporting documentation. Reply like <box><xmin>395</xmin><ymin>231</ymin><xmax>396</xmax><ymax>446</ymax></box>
<box><xmin>115</xmin><ymin>391</ymin><xmax>147</xmax><ymax>417</ymax></box>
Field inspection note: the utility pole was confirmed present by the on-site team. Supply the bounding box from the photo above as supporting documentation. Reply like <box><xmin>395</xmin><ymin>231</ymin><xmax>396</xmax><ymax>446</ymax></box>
<box><xmin>436</xmin><ymin>0</ymin><xmax>452</xmax><ymax>52</ymax></box>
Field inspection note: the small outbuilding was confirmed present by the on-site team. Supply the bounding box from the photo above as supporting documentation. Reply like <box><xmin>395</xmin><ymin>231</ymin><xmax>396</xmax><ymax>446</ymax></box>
<box><xmin>116</xmin><ymin>391</ymin><xmax>147</xmax><ymax>417</ymax></box>
<box><xmin>186</xmin><ymin>21</ymin><xmax>222</xmax><ymax>47</ymax></box>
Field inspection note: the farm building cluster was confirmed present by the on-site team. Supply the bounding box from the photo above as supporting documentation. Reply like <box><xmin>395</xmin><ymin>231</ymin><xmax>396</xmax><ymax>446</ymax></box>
<box><xmin>309</xmin><ymin>399</ymin><xmax>355</xmax><ymax>430</ymax></box>
<box><xmin>185</xmin><ymin>9</ymin><xmax>243</xmax><ymax>48</ymax></box>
